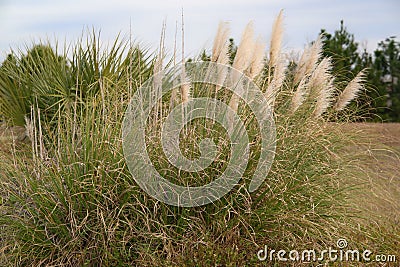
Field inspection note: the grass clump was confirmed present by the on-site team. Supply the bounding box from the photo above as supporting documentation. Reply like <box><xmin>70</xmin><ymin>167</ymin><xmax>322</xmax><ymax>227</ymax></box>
<box><xmin>1</xmin><ymin>12</ymin><xmax>398</xmax><ymax>266</ymax></box>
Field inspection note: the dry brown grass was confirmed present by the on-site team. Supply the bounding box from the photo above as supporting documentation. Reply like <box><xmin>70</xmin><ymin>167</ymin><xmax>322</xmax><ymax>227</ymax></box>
<box><xmin>338</xmin><ymin>122</ymin><xmax>400</xmax><ymax>253</ymax></box>
<box><xmin>343</xmin><ymin>123</ymin><xmax>400</xmax><ymax>213</ymax></box>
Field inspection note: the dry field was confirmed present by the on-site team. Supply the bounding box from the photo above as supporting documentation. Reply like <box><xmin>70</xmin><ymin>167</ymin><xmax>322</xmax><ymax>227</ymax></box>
<box><xmin>354</xmin><ymin>123</ymin><xmax>399</xmax><ymax>210</ymax></box>
<box><xmin>340</xmin><ymin>123</ymin><xmax>400</xmax><ymax>253</ymax></box>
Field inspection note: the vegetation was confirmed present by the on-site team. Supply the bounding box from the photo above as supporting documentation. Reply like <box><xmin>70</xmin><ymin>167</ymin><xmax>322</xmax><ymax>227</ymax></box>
<box><xmin>320</xmin><ymin>21</ymin><xmax>400</xmax><ymax>122</ymax></box>
<box><xmin>0</xmin><ymin>14</ymin><xmax>399</xmax><ymax>266</ymax></box>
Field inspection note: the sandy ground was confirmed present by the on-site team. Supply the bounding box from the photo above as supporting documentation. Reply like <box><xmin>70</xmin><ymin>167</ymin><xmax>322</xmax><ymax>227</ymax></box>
<box><xmin>348</xmin><ymin>122</ymin><xmax>400</xmax><ymax>149</ymax></box>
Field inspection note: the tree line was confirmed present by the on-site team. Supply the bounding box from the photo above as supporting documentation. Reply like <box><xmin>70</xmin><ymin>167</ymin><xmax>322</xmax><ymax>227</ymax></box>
<box><xmin>320</xmin><ymin>20</ymin><xmax>400</xmax><ymax>122</ymax></box>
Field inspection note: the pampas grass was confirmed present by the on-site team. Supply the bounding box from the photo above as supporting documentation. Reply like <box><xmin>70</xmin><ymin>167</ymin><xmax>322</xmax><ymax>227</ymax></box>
<box><xmin>294</xmin><ymin>35</ymin><xmax>323</xmax><ymax>85</ymax></box>
<box><xmin>247</xmin><ymin>36</ymin><xmax>266</xmax><ymax>79</ymax></box>
<box><xmin>334</xmin><ymin>69</ymin><xmax>366</xmax><ymax>111</ymax></box>
<box><xmin>290</xmin><ymin>35</ymin><xmax>325</xmax><ymax>114</ymax></box>
<box><xmin>229</xmin><ymin>21</ymin><xmax>255</xmax><ymax>112</ymax></box>
<box><xmin>211</xmin><ymin>22</ymin><xmax>230</xmax><ymax>92</ymax></box>
<box><xmin>291</xmin><ymin>76</ymin><xmax>308</xmax><ymax>112</ymax></box>
<box><xmin>211</xmin><ymin>22</ymin><xmax>230</xmax><ymax>65</ymax></box>
<box><xmin>2</xmin><ymin>11</ymin><xmax>394</xmax><ymax>267</ymax></box>
<box><xmin>232</xmin><ymin>21</ymin><xmax>255</xmax><ymax>72</ymax></box>
<box><xmin>268</xmin><ymin>10</ymin><xmax>284</xmax><ymax>68</ymax></box>
<box><xmin>153</xmin><ymin>22</ymin><xmax>165</xmax><ymax>121</ymax></box>
<box><xmin>170</xmin><ymin>21</ymin><xmax>179</xmax><ymax>107</ymax></box>
<box><xmin>290</xmin><ymin>56</ymin><xmax>335</xmax><ymax>116</ymax></box>
<box><xmin>265</xmin><ymin>10</ymin><xmax>285</xmax><ymax>108</ymax></box>
<box><xmin>265</xmin><ymin>57</ymin><xmax>286</xmax><ymax>107</ymax></box>
<box><xmin>310</xmin><ymin>57</ymin><xmax>335</xmax><ymax>117</ymax></box>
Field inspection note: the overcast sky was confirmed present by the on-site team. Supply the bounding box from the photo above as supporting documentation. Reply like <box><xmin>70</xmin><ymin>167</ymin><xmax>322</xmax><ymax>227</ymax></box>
<box><xmin>0</xmin><ymin>0</ymin><xmax>399</xmax><ymax>61</ymax></box>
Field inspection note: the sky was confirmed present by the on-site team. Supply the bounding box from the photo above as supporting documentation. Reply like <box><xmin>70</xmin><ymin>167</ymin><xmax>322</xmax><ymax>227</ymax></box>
<box><xmin>0</xmin><ymin>0</ymin><xmax>399</xmax><ymax>62</ymax></box>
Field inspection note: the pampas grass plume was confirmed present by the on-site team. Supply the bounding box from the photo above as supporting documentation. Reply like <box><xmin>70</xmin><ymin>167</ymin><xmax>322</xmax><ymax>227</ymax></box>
<box><xmin>229</xmin><ymin>21</ymin><xmax>255</xmax><ymax>112</ymax></box>
<box><xmin>269</xmin><ymin>10</ymin><xmax>284</xmax><ymax>68</ymax></box>
<box><xmin>212</xmin><ymin>22</ymin><xmax>230</xmax><ymax>65</ymax></box>
<box><xmin>294</xmin><ymin>35</ymin><xmax>323</xmax><ymax>84</ymax></box>
<box><xmin>334</xmin><ymin>69</ymin><xmax>366</xmax><ymax>111</ymax></box>
<box><xmin>248</xmin><ymin>36</ymin><xmax>266</xmax><ymax>79</ymax></box>
<box><xmin>312</xmin><ymin>57</ymin><xmax>335</xmax><ymax>117</ymax></box>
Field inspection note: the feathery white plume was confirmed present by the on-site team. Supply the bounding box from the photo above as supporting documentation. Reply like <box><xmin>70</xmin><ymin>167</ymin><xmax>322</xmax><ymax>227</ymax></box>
<box><xmin>264</xmin><ymin>10</ymin><xmax>286</xmax><ymax>109</ymax></box>
<box><xmin>247</xmin><ymin>35</ymin><xmax>266</xmax><ymax>79</ymax></box>
<box><xmin>294</xmin><ymin>35</ymin><xmax>323</xmax><ymax>84</ymax></box>
<box><xmin>265</xmin><ymin>57</ymin><xmax>286</xmax><ymax>107</ymax></box>
<box><xmin>211</xmin><ymin>22</ymin><xmax>230</xmax><ymax>65</ymax></box>
<box><xmin>229</xmin><ymin>21</ymin><xmax>256</xmax><ymax>112</ymax></box>
<box><xmin>269</xmin><ymin>10</ymin><xmax>284</xmax><ymax>68</ymax></box>
<box><xmin>311</xmin><ymin>57</ymin><xmax>335</xmax><ymax>117</ymax></box>
<box><xmin>334</xmin><ymin>69</ymin><xmax>366</xmax><ymax>111</ymax></box>
<box><xmin>211</xmin><ymin>21</ymin><xmax>230</xmax><ymax>91</ymax></box>
<box><xmin>291</xmin><ymin>76</ymin><xmax>308</xmax><ymax>113</ymax></box>
<box><xmin>232</xmin><ymin>21</ymin><xmax>255</xmax><ymax>72</ymax></box>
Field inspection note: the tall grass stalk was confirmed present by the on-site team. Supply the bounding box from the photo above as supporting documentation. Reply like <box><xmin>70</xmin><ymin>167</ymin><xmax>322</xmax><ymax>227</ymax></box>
<box><xmin>1</xmin><ymin>12</ymin><xmax>397</xmax><ymax>266</ymax></box>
